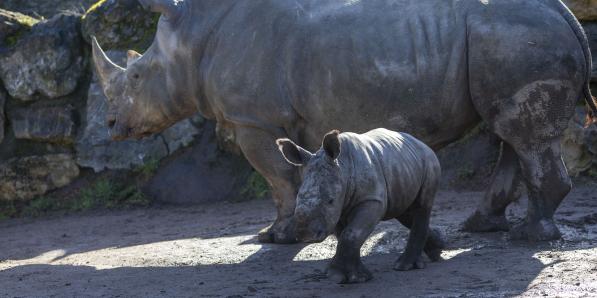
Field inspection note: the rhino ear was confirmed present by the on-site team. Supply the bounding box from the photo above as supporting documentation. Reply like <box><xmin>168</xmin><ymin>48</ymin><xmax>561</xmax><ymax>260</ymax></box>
<box><xmin>127</xmin><ymin>50</ymin><xmax>142</xmax><ymax>67</ymax></box>
<box><xmin>276</xmin><ymin>138</ymin><xmax>313</xmax><ymax>166</ymax></box>
<box><xmin>138</xmin><ymin>0</ymin><xmax>183</xmax><ymax>20</ymax></box>
<box><xmin>323</xmin><ymin>130</ymin><xmax>341</xmax><ymax>160</ymax></box>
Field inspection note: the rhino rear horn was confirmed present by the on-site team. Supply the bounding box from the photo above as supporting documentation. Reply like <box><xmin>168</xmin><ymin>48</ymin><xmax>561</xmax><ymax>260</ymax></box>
<box><xmin>138</xmin><ymin>0</ymin><xmax>183</xmax><ymax>20</ymax></box>
<box><xmin>127</xmin><ymin>50</ymin><xmax>142</xmax><ymax>67</ymax></box>
<box><xmin>91</xmin><ymin>36</ymin><xmax>124</xmax><ymax>88</ymax></box>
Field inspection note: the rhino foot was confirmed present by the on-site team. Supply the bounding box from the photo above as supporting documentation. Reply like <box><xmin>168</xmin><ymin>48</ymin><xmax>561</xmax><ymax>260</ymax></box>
<box><xmin>394</xmin><ymin>254</ymin><xmax>426</xmax><ymax>271</ymax></box>
<box><xmin>326</xmin><ymin>258</ymin><xmax>372</xmax><ymax>284</ymax></box>
<box><xmin>509</xmin><ymin>219</ymin><xmax>561</xmax><ymax>241</ymax></box>
<box><xmin>461</xmin><ymin>211</ymin><xmax>509</xmax><ymax>233</ymax></box>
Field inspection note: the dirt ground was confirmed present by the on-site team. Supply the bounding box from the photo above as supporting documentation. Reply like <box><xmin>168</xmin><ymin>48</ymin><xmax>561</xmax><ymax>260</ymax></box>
<box><xmin>1</xmin><ymin>182</ymin><xmax>596</xmax><ymax>297</ymax></box>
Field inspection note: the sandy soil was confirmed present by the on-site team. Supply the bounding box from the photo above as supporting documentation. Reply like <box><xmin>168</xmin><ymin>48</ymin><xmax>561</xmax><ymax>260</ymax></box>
<box><xmin>1</xmin><ymin>184</ymin><xmax>596</xmax><ymax>297</ymax></box>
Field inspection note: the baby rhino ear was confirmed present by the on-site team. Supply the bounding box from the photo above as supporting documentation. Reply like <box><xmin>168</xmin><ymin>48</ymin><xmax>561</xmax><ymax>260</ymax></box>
<box><xmin>276</xmin><ymin>138</ymin><xmax>313</xmax><ymax>166</ymax></box>
<box><xmin>323</xmin><ymin>130</ymin><xmax>341</xmax><ymax>160</ymax></box>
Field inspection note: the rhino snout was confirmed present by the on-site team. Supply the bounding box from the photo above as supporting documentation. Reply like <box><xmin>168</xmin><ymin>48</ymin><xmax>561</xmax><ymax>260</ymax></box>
<box><xmin>296</xmin><ymin>219</ymin><xmax>328</xmax><ymax>243</ymax></box>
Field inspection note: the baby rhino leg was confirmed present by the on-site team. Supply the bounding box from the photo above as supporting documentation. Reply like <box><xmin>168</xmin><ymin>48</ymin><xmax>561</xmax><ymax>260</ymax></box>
<box><xmin>394</xmin><ymin>205</ymin><xmax>432</xmax><ymax>271</ymax></box>
<box><xmin>328</xmin><ymin>201</ymin><xmax>383</xmax><ymax>283</ymax></box>
<box><xmin>395</xmin><ymin>167</ymin><xmax>442</xmax><ymax>270</ymax></box>
<box><xmin>397</xmin><ymin>210</ymin><xmax>445</xmax><ymax>264</ymax></box>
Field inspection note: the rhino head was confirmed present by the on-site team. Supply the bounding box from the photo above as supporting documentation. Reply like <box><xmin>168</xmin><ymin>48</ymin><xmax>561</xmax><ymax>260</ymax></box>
<box><xmin>277</xmin><ymin>131</ymin><xmax>346</xmax><ymax>243</ymax></box>
<box><xmin>91</xmin><ymin>0</ymin><xmax>197</xmax><ymax>140</ymax></box>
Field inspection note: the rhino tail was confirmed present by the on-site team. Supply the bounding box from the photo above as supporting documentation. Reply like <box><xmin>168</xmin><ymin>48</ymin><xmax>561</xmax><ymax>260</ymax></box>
<box><xmin>551</xmin><ymin>0</ymin><xmax>597</xmax><ymax>126</ymax></box>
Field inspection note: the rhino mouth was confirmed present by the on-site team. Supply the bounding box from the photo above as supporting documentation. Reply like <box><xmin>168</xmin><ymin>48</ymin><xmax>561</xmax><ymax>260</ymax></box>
<box><xmin>297</xmin><ymin>228</ymin><xmax>328</xmax><ymax>243</ymax></box>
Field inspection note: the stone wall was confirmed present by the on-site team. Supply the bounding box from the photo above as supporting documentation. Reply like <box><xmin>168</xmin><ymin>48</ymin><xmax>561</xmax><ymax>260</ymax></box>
<box><xmin>0</xmin><ymin>0</ymin><xmax>596</xmax><ymax>206</ymax></box>
<box><xmin>0</xmin><ymin>0</ymin><xmax>253</xmax><ymax>205</ymax></box>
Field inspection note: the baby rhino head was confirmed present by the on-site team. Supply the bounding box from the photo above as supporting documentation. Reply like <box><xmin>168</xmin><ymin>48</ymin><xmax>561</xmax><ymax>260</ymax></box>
<box><xmin>277</xmin><ymin>130</ymin><xmax>345</xmax><ymax>243</ymax></box>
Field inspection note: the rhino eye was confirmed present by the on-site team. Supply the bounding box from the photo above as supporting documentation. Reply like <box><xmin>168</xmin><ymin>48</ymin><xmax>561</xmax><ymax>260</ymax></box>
<box><xmin>327</xmin><ymin>198</ymin><xmax>334</xmax><ymax>205</ymax></box>
<box><xmin>132</xmin><ymin>73</ymin><xmax>140</xmax><ymax>80</ymax></box>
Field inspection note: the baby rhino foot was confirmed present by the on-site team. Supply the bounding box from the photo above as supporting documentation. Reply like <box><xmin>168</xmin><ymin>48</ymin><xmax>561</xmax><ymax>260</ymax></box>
<box><xmin>326</xmin><ymin>259</ymin><xmax>373</xmax><ymax>284</ymax></box>
<box><xmin>394</xmin><ymin>254</ymin><xmax>426</xmax><ymax>271</ymax></box>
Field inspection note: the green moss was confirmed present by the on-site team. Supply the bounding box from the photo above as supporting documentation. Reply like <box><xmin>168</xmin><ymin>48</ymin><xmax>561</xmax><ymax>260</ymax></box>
<box><xmin>5</xmin><ymin>34</ymin><xmax>19</xmax><ymax>46</ymax></box>
<box><xmin>74</xmin><ymin>178</ymin><xmax>150</xmax><ymax>210</ymax></box>
<box><xmin>0</xmin><ymin>9</ymin><xmax>38</xmax><ymax>47</ymax></box>
<box><xmin>22</xmin><ymin>196</ymin><xmax>60</xmax><ymax>217</ymax></box>
<box><xmin>74</xmin><ymin>179</ymin><xmax>116</xmax><ymax>210</ymax></box>
<box><xmin>16</xmin><ymin>15</ymin><xmax>38</xmax><ymax>27</ymax></box>
<box><xmin>239</xmin><ymin>171</ymin><xmax>271</xmax><ymax>201</ymax></box>
<box><xmin>0</xmin><ymin>201</ymin><xmax>18</xmax><ymax>220</ymax></box>
<box><xmin>134</xmin><ymin>158</ymin><xmax>160</xmax><ymax>178</ymax></box>
<box><xmin>83</xmin><ymin>0</ymin><xmax>108</xmax><ymax>19</ymax></box>
<box><xmin>0</xmin><ymin>176</ymin><xmax>151</xmax><ymax>221</ymax></box>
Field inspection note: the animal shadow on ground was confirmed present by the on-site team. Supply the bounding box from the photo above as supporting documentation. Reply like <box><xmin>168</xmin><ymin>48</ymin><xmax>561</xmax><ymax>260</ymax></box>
<box><xmin>0</xmin><ymin>187</ymin><xmax>596</xmax><ymax>297</ymax></box>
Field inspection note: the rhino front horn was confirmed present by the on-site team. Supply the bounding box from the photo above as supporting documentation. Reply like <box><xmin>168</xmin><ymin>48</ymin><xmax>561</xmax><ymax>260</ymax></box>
<box><xmin>91</xmin><ymin>36</ymin><xmax>125</xmax><ymax>85</ymax></box>
<box><xmin>138</xmin><ymin>0</ymin><xmax>183</xmax><ymax>20</ymax></box>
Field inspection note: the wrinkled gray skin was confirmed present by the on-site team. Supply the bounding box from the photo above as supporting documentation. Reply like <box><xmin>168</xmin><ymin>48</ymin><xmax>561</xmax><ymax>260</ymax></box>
<box><xmin>92</xmin><ymin>0</ymin><xmax>597</xmax><ymax>243</ymax></box>
<box><xmin>277</xmin><ymin>129</ymin><xmax>444</xmax><ymax>283</ymax></box>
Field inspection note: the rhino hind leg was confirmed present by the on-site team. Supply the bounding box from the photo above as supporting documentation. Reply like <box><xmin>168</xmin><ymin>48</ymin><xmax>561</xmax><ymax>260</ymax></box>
<box><xmin>233</xmin><ymin>125</ymin><xmax>299</xmax><ymax>244</ymax></box>
<box><xmin>476</xmin><ymin>82</ymin><xmax>575</xmax><ymax>241</ymax></box>
<box><xmin>508</xmin><ymin>139</ymin><xmax>571</xmax><ymax>241</ymax></box>
<box><xmin>394</xmin><ymin>205</ymin><xmax>432</xmax><ymax>271</ymax></box>
<box><xmin>397</xmin><ymin>211</ymin><xmax>444</xmax><ymax>263</ymax></box>
<box><xmin>462</xmin><ymin>141</ymin><xmax>521</xmax><ymax>233</ymax></box>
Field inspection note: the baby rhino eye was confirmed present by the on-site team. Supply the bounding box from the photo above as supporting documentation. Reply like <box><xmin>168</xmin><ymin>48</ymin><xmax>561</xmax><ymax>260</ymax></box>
<box><xmin>327</xmin><ymin>198</ymin><xmax>334</xmax><ymax>205</ymax></box>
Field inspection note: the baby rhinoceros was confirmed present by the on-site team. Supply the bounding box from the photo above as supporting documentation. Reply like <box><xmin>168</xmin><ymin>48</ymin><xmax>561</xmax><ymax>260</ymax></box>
<box><xmin>277</xmin><ymin>128</ymin><xmax>445</xmax><ymax>283</ymax></box>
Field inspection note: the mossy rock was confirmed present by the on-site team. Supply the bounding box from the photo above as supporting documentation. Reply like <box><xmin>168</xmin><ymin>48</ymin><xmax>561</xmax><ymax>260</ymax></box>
<box><xmin>81</xmin><ymin>0</ymin><xmax>159</xmax><ymax>52</ymax></box>
<box><xmin>0</xmin><ymin>13</ymin><xmax>87</xmax><ymax>101</ymax></box>
<box><xmin>0</xmin><ymin>9</ymin><xmax>39</xmax><ymax>49</ymax></box>
<box><xmin>0</xmin><ymin>0</ymin><xmax>96</xmax><ymax>19</ymax></box>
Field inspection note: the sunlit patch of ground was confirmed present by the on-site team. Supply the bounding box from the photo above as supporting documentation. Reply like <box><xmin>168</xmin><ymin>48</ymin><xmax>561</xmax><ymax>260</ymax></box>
<box><xmin>1</xmin><ymin>187</ymin><xmax>596</xmax><ymax>297</ymax></box>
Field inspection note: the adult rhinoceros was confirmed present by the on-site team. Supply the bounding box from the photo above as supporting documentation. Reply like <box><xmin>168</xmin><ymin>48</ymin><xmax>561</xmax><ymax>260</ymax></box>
<box><xmin>92</xmin><ymin>0</ymin><xmax>596</xmax><ymax>243</ymax></box>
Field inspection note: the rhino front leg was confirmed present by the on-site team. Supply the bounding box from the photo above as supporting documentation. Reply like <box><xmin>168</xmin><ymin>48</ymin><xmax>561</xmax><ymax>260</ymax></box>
<box><xmin>234</xmin><ymin>125</ymin><xmax>300</xmax><ymax>244</ymax></box>
<box><xmin>463</xmin><ymin>141</ymin><xmax>522</xmax><ymax>232</ymax></box>
<box><xmin>327</xmin><ymin>201</ymin><xmax>382</xmax><ymax>284</ymax></box>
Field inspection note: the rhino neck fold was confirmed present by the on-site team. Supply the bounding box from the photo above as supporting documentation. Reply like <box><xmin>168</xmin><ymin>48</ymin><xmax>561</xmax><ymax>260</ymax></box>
<box><xmin>191</xmin><ymin>0</ymin><xmax>239</xmax><ymax>121</ymax></box>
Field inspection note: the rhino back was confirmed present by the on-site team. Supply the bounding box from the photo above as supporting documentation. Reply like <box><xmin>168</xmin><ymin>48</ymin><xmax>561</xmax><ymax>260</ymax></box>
<box><xmin>202</xmin><ymin>0</ymin><xmax>577</xmax><ymax>150</ymax></box>
<box><xmin>204</xmin><ymin>0</ymin><xmax>475</xmax><ymax>148</ymax></box>
<box><xmin>339</xmin><ymin>129</ymin><xmax>438</xmax><ymax>217</ymax></box>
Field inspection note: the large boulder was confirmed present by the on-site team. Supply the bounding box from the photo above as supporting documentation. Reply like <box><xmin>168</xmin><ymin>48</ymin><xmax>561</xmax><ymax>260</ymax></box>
<box><xmin>565</xmin><ymin>0</ymin><xmax>597</xmax><ymax>21</ymax></box>
<box><xmin>144</xmin><ymin>121</ymin><xmax>254</xmax><ymax>205</ymax></box>
<box><xmin>9</xmin><ymin>106</ymin><xmax>76</xmax><ymax>144</ymax></box>
<box><xmin>81</xmin><ymin>0</ymin><xmax>158</xmax><ymax>51</ymax></box>
<box><xmin>0</xmin><ymin>154</ymin><xmax>80</xmax><ymax>201</ymax></box>
<box><xmin>0</xmin><ymin>13</ymin><xmax>87</xmax><ymax>101</ymax></box>
<box><xmin>76</xmin><ymin>51</ymin><xmax>200</xmax><ymax>172</ymax></box>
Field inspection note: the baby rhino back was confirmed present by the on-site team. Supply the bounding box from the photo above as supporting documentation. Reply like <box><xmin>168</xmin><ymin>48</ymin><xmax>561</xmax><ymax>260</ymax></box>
<box><xmin>361</xmin><ymin>128</ymin><xmax>441</xmax><ymax>218</ymax></box>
